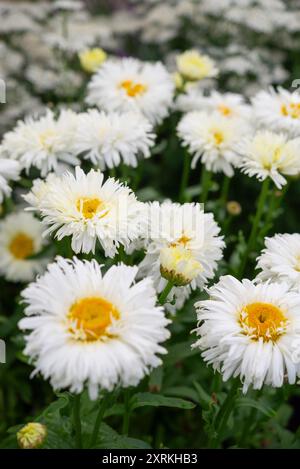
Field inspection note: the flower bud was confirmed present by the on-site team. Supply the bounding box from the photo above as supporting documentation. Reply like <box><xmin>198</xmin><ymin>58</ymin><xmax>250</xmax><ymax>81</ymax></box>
<box><xmin>78</xmin><ymin>48</ymin><xmax>107</xmax><ymax>73</ymax></box>
<box><xmin>17</xmin><ymin>422</ymin><xmax>47</xmax><ymax>449</ymax></box>
<box><xmin>226</xmin><ymin>200</ymin><xmax>241</xmax><ymax>216</ymax></box>
<box><xmin>176</xmin><ymin>50</ymin><xmax>218</xmax><ymax>81</ymax></box>
<box><xmin>160</xmin><ymin>245</ymin><xmax>202</xmax><ymax>286</ymax></box>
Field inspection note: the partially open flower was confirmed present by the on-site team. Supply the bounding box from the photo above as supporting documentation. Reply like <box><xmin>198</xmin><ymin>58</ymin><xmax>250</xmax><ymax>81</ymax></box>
<box><xmin>226</xmin><ymin>201</ymin><xmax>242</xmax><ymax>216</ymax></box>
<box><xmin>17</xmin><ymin>422</ymin><xmax>47</xmax><ymax>449</ymax></box>
<box><xmin>160</xmin><ymin>245</ymin><xmax>203</xmax><ymax>286</ymax></box>
<box><xmin>176</xmin><ymin>50</ymin><xmax>218</xmax><ymax>81</ymax></box>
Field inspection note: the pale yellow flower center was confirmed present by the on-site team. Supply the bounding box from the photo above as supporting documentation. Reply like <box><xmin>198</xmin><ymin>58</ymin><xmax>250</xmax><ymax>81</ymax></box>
<box><xmin>76</xmin><ymin>197</ymin><xmax>108</xmax><ymax>220</ymax></box>
<box><xmin>281</xmin><ymin>102</ymin><xmax>300</xmax><ymax>119</ymax></box>
<box><xmin>68</xmin><ymin>296</ymin><xmax>120</xmax><ymax>341</ymax></box>
<box><xmin>119</xmin><ymin>79</ymin><xmax>147</xmax><ymax>97</ymax></box>
<box><xmin>39</xmin><ymin>129</ymin><xmax>56</xmax><ymax>150</ymax></box>
<box><xmin>212</xmin><ymin>130</ymin><xmax>224</xmax><ymax>146</ymax></box>
<box><xmin>294</xmin><ymin>255</ymin><xmax>300</xmax><ymax>272</ymax></box>
<box><xmin>9</xmin><ymin>232</ymin><xmax>34</xmax><ymax>259</ymax></box>
<box><xmin>240</xmin><ymin>302</ymin><xmax>287</xmax><ymax>342</ymax></box>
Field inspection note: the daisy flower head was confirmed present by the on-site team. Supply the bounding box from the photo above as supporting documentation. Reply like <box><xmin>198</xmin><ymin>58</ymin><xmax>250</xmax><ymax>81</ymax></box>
<box><xmin>252</xmin><ymin>87</ymin><xmax>300</xmax><ymax>138</ymax></box>
<box><xmin>1</xmin><ymin>110</ymin><xmax>79</xmax><ymax>177</ymax></box>
<box><xmin>239</xmin><ymin>130</ymin><xmax>300</xmax><ymax>188</ymax></box>
<box><xmin>176</xmin><ymin>50</ymin><xmax>218</xmax><ymax>82</ymax></box>
<box><xmin>0</xmin><ymin>212</ymin><xmax>49</xmax><ymax>282</ymax></box>
<box><xmin>24</xmin><ymin>166</ymin><xmax>146</xmax><ymax>257</ymax></box>
<box><xmin>86</xmin><ymin>57</ymin><xmax>174</xmax><ymax>125</ymax></box>
<box><xmin>73</xmin><ymin>109</ymin><xmax>155</xmax><ymax>169</ymax></box>
<box><xmin>194</xmin><ymin>275</ymin><xmax>300</xmax><ymax>392</ymax></box>
<box><xmin>176</xmin><ymin>90</ymin><xmax>251</xmax><ymax>119</ymax></box>
<box><xmin>0</xmin><ymin>158</ymin><xmax>21</xmax><ymax>203</ymax></box>
<box><xmin>177</xmin><ymin>111</ymin><xmax>246</xmax><ymax>176</ymax></box>
<box><xmin>256</xmin><ymin>233</ymin><xmax>300</xmax><ymax>290</ymax></box>
<box><xmin>19</xmin><ymin>258</ymin><xmax>170</xmax><ymax>399</ymax></box>
<box><xmin>78</xmin><ymin>47</ymin><xmax>107</xmax><ymax>73</ymax></box>
<box><xmin>139</xmin><ymin>201</ymin><xmax>224</xmax><ymax>311</ymax></box>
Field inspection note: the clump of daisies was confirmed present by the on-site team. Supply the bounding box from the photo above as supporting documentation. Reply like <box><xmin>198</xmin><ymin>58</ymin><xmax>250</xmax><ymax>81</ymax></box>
<box><xmin>177</xmin><ymin>111</ymin><xmax>247</xmax><ymax>176</ymax></box>
<box><xmin>19</xmin><ymin>257</ymin><xmax>170</xmax><ymax>399</ymax></box>
<box><xmin>0</xmin><ymin>212</ymin><xmax>49</xmax><ymax>282</ymax></box>
<box><xmin>0</xmin><ymin>158</ymin><xmax>21</xmax><ymax>203</ymax></box>
<box><xmin>139</xmin><ymin>201</ymin><xmax>224</xmax><ymax>311</ymax></box>
<box><xmin>86</xmin><ymin>57</ymin><xmax>174</xmax><ymax>125</ymax></box>
<box><xmin>252</xmin><ymin>87</ymin><xmax>300</xmax><ymax>138</ymax></box>
<box><xmin>256</xmin><ymin>233</ymin><xmax>300</xmax><ymax>290</ymax></box>
<box><xmin>239</xmin><ymin>130</ymin><xmax>300</xmax><ymax>188</ymax></box>
<box><xmin>23</xmin><ymin>166</ymin><xmax>146</xmax><ymax>257</ymax></box>
<box><xmin>175</xmin><ymin>50</ymin><xmax>218</xmax><ymax>82</ymax></box>
<box><xmin>1</xmin><ymin>110</ymin><xmax>79</xmax><ymax>176</ymax></box>
<box><xmin>194</xmin><ymin>275</ymin><xmax>300</xmax><ymax>392</ymax></box>
<box><xmin>72</xmin><ymin>109</ymin><xmax>155</xmax><ymax>169</ymax></box>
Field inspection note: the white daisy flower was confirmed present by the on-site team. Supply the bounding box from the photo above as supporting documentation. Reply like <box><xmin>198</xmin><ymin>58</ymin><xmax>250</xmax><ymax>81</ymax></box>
<box><xmin>73</xmin><ymin>109</ymin><xmax>155</xmax><ymax>169</ymax></box>
<box><xmin>0</xmin><ymin>212</ymin><xmax>48</xmax><ymax>282</ymax></box>
<box><xmin>24</xmin><ymin>167</ymin><xmax>146</xmax><ymax>257</ymax></box>
<box><xmin>177</xmin><ymin>111</ymin><xmax>246</xmax><ymax>176</ymax></box>
<box><xmin>239</xmin><ymin>130</ymin><xmax>300</xmax><ymax>188</ymax></box>
<box><xmin>252</xmin><ymin>87</ymin><xmax>300</xmax><ymax>138</ymax></box>
<box><xmin>0</xmin><ymin>158</ymin><xmax>21</xmax><ymax>203</ymax></box>
<box><xmin>176</xmin><ymin>50</ymin><xmax>218</xmax><ymax>81</ymax></box>
<box><xmin>1</xmin><ymin>110</ymin><xmax>79</xmax><ymax>176</ymax></box>
<box><xmin>256</xmin><ymin>234</ymin><xmax>300</xmax><ymax>290</ymax></box>
<box><xmin>139</xmin><ymin>201</ymin><xmax>224</xmax><ymax>311</ymax></box>
<box><xmin>19</xmin><ymin>258</ymin><xmax>170</xmax><ymax>399</ymax></box>
<box><xmin>86</xmin><ymin>58</ymin><xmax>174</xmax><ymax>125</ymax></box>
<box><xmin>194</xmin><ymin>275</ymin><xmax>300</xmax><ymax>392</ymax></box>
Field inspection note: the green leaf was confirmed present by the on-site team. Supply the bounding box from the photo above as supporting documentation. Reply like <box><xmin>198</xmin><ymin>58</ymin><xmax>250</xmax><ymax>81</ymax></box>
<box><xmin>235</xmin><ymin>397</ymin><xmax>276</xmax><ymax>418</ymax></box>
<box><xmin>131</xmin><ymin>392</ymin><xmax>195</xmax><ymax>410</ymax></box>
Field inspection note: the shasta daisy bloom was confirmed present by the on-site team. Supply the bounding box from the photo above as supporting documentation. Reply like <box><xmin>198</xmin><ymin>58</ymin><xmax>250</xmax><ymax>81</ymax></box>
<box><xmin>0</xmin><ymin>212</ymin><xmax>48</xmax><ymax>282</ymax></box>
<box><xmin>256</xmin><ymin>233</ymin><xmax>300</xmax><ymax>290</ymax></box>
<box><xmin>252</xmin><ymin>87</ymin><xmax>300</xmax><ymax>138</ymax></box>
<box><xmin>239</xmin><ymin>130</ymin><xmax>300</xmax><ymax>188</ymax></box>
<box><xmin>176</xmin><ymin>50</ymin><xmax>218</xmax><ymax>81</ymax></box>
<box><xmin>19</xmin><ymin>258</ymin><xmax>170</xmax><ymax>399</ymax></box>
<box><xmin>86</xmin><ymin>58</ymin><xmax>174</xmax><ymax>125</ymax></box>
<box><xmin>139</xmin><ymin>201</ymin><xmax>224</xmax><ymax>310</ymax></box>
<box><xmin>194</xmin><ymin>275</ymin><xmax>300</xmax><ymax>392</ymax></box>
<box><xmin>1</xmin><ymin>110</ymin><xmax>79</xmax><ymax>176</ymax></box>
<box><xmin>73</xmin><ymin>109</ymin><xmax>155</xmax><ymax>169</ymax></box>
<box><xmin>177</xmin><ymin>111</ymin><xmax>245</xmax><ymax>176</ymax></box>
<box><xmin>24</xmin><ymin>166</ymin><xmax>146</xmax><ymax>257</ymax></box>
<box><xmin>0</xmin><ymin>158</ymin><xmax>21</xmax><ymax>203</ymax></box>
<box><xmin>78</xmin><ymin>47</ymin><xmax>107</xmax><ymax>73</ymax></box>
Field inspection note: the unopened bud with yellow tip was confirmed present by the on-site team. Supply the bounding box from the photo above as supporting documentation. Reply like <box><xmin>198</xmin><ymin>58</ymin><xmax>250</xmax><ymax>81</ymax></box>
<box><xmin>17</xmin><ymin>422</ymin><xmax>47</xmax><ymax>449</ymax></box>
<box><xmin>78</xmin><ymin>48</ymin><xmax>107</xmax><ymax>73</ymax></box>
<box><xmin>160</xmin><ymin>245</ymin><xmax>202</xmax><ymax>286</ymax></box>
<box><xmin>176</xmin><ymin>49</ymin><xmax>218</xmax><ymax>82</ymax></box>
<box><xmin>226</xmin><ymin>201</ymin><xmax>242</xmax><ymax>216</ymax></box>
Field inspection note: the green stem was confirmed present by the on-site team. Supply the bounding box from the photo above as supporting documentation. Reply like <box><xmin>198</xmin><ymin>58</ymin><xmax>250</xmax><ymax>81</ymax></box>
<box><xmin>238</xmin><ymin>178</ymin><xmax>270</xmax><ymax>279</ymax></box>
<box><xmin>158</xmin><ymin>281</ymin><xmax>174</xmax><ymax>305</ymax></box>
<box><xmin>89</xmin><ymin>395</ymin><xmax>108</xmax><ymax>448</ymax></box>
<box><xmin>220</xmin><ymin>176</ymin><xmax>230</xmax><ymax>206</ymax></box>
<box><xmin>200</xmin><ymin>167</ymin><xmax>212</xmax><ymax>204</ymax></box>
<box><xmin>73</xmin><ymin>394</ymin><xmax>82</xmax><ymax>449</ymax></box>
<box><xmin>210</xmin><ymin>379</ymin><xmax>240</xmax><ymax>448</ymax></box>
<box><xmin>179</xmin><ymin>152</ymin><xmax>191</xmax><ymax>203</ymax></box>
<box><xmin>122</xmin><ymin>389</ymin><xmax>131</xmax><ymax>435</ymax></box>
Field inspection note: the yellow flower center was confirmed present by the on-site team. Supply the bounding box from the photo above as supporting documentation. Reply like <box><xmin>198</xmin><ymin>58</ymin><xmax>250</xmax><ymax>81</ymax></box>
<box><xmin>240</xmin><ymin>302</ymin><xmax>287</xmax><ymax>342</ymax></box>
<box><xmin>170</xmin><ymin>234</ymin><xmax>191</xmax><ymax>247</ymax></box>
<box><xmin>218</xmin><ymin>104</ymin><xmax>232</xmax><ymax>116</ymax></box>
<box><xmin>76</xmin><ymin>197</ymin><xmax>108</xmax><ymax>220</ymax></box>
<box><xmin>119</xmin><ymin>79</ymin><xmax>147</xmax><ymax>97</ymax></box>
<box><xmin>281</xmin><ymin>102</ymin><xmax>300</xmax><ymax>119</ymax></box>
<box><xmin>294</xmin><ymin>255</ymin><xmax>300</xmax><ymax>272</ymax></box>
<box><xmin>9</xmin><ymin>232</ymin><xmax>34</xmax><ymax>259</ymax></box>
<box><xmin>39</xmin><ymin>129</ymin><xmax>56</xmax><ymax>150</ymax></box>
<box><xmin>212</xmin><ymin>130</ymin><xmax>224</xmax><ymax>145</ymax></box>
<box><xmin>68</xmin><ymin>296</ymin><xmax>120</xmax><ymax>341</ymax></box>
